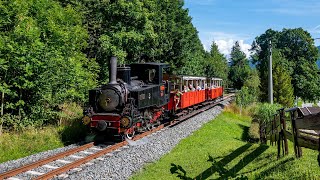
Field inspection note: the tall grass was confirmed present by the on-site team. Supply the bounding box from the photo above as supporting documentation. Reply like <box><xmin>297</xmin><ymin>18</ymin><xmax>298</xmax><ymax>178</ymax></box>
<box><xmin>0</xmin><ymin>102</ymin><xmax>88</xmax><ymax>163</ymax></box>
<box><xmin>0</xmin><ymin>127</ymin><xmax>64</xmax><ymax>163</ymax></box>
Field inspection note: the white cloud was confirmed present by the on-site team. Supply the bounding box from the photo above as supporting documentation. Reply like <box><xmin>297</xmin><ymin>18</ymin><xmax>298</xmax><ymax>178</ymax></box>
<box><xmin>215</xmin><ymin>40</ymin><xmax>252</xmax><ymax>59</ymax></box>
<box><xmin>199</xmin><ymin>31</ymin><xmax>252</xmax><ymax>59</ymax></box>
<box><xmin>314</xmin><ymin>25</ymin><xmax>320</xmax><ymax>33</ymax></box>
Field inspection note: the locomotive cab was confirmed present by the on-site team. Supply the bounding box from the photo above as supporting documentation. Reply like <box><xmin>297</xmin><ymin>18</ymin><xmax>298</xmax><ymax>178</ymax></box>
<box><xmin>129</xmin><ymin>63</ymin><xmax>171</xmax><ymax>109</ymax></box>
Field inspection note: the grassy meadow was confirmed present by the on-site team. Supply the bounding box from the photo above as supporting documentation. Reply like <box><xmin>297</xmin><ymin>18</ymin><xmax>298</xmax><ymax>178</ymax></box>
<box><xmin>131</xmin><ymin>111</ymin><xmax>320</xmax><ymax>180</ymax></box>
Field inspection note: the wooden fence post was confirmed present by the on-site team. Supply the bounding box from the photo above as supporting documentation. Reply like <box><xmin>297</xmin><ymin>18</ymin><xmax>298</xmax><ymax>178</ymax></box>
<box><xmin>291</xmin><ymin>110</ymin><xmax>302</xmax><ymax>158</ymax></box>
<box><xmin>276</xmin><ymin>114</ymin><xmax>281</xmax><ymax>159</ymax></box>
<box><xmin>280</xmin><ymin>108</ymin><xmax>288</xmax><ymax>155</ymax></box>
<box><xmin>260</xmin><ymin>121</ymin><xmax>266</xmax><ymax>144</ymax></box>
<box><xmin>318</xmin><ymin>133</ymin><xmax>320</xmax><ymax>166</ymax></box>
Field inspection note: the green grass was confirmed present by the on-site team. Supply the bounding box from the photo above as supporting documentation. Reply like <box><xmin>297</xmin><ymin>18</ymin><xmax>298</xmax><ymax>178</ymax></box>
<box><xmin>131</xmin><ymin>112</ymin><xmax>320</xmax><ymax>180</ymax></box>
<box><xmin>0</xmin><ymin>120</ymin><xmax>88</xmax><ymax>163</ymax></box>
<box><xmin>0</xmin><ymin>102</ymin><xmax>89</xmax><ymax>163</ymax></box>
<box><xmin>0</xmin><ymin>127</ymin><xmax>64</xmax><ymax>163</ymax></box>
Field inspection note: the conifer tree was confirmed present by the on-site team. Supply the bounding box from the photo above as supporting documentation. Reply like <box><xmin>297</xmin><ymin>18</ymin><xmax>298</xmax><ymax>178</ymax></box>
<box><xmin>205</xmin><ymin>42</ymin><xmax>229</xmax><ymax>83</ymax></box>
<box><xmin>229</xmin><ymin>41</ymin><xmax>251</xmax><ymax>89</ymax></box>
<box><xmin>272</xmin><ymin>50</ymin><xmax>294</xmax><ymax>107</ymax></box>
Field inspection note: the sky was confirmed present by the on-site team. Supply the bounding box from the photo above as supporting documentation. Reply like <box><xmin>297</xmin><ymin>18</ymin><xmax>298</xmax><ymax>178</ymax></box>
<box><xmin>184</xmin><ymin>0</ymin><xmax>320</xmax><ymax>58</ymax></box>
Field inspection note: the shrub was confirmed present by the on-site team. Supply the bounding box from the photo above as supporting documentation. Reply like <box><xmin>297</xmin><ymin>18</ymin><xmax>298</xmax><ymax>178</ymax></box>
<box><xmin>253</xmin><ymin>103</ymin><xmax>282</xmax><ymax>124</ymax></box>
<box><xmin>251</xmin><ymin>103</ymin><xmax>282</xmax><ymax>143</ymax></box>
<box><xmin>248</xmin><ymin>119</ymin><xmax>260</xmax><ymax>142</ymax></box>
<box><xmin>56</xmin><ymin>102</ymin><xmax>83</xmax><ymax>126</ymax></box>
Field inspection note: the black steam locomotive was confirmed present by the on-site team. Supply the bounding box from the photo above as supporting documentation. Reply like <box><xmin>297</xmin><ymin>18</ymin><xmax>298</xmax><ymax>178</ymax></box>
<box><xmin>83</xmin><ymin>57</ymin><xmax>171</xmax><ymax>139</ymax></box>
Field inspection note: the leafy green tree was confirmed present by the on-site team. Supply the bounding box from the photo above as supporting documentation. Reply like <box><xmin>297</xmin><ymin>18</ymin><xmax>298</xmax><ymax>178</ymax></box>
<box><xmin>236</xmin><ymin>86</ymin><xmax>253</xmax><ymax>115</ymax></box>
<box><xmin>229</xmin><ymin>41</ymin><xmax>251</xmax><ymax>89</ymax></box>
<box><xmin>253</xmin><ymin>28</ymin><xmax>319</xmax><ymax>101</ymax></box>
<box><xmin>0</xmin><ymin>0</ymin><xmax>97</xmax><ymax>126</ymax></box>
<box><xmin>243</xmin><ymin>69</ymin><xmax>260</xmax><ymax>102</ymax></box>
<box><xmin>235</xmin><ymin>69</ymin><xmax>260</xmax><ymax>114</ymax></box>
<box><xmin>60</xmin><ymin>0</ymin><xmax>206</xmax><ymax>81</ymax></box>
<box><xmin>205</xmin><ymin>42</ymin><xmax>229</xmax><ymax>83</ymax></box>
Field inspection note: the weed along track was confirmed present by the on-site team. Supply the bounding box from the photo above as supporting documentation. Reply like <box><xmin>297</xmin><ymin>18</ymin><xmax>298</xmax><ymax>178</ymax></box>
<box><xmin>0</xmin><ymin>95</ymin><xmax>233</xmax><ymax>180</ymax></box>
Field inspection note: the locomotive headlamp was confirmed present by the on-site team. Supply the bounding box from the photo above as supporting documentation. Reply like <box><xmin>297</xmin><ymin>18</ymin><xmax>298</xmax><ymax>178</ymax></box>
<box><xmin>120</xmin><ymin>116</ymin><xmax>132</xmax><ymax>128</ymax></box>
<box><xmin>82</xmin><ymin>116</ymin><xmax>91</xmax><ymax>125</ymax></box>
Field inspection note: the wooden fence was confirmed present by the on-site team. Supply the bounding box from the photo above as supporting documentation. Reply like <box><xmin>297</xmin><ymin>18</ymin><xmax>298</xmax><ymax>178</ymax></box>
<box><xmin>262</xmin><ymin>107</ymin><xmax>320</xmax><ymax>165</ymax></box>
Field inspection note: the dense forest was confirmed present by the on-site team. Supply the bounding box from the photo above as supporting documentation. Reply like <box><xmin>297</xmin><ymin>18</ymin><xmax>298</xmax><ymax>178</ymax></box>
<box><xmin>0</xmin><ymin>0</ymin><xmax>228</xmax><ymax>130</ymax></box>
<box><xmin>0</xmin><ymin>0</ymin><xmax>319</xmax><ymax>132</ymax></box>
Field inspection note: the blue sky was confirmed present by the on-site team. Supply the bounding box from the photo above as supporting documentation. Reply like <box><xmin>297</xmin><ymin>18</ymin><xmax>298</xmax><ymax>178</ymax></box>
<box><xmin>184</xmin><ymin>0</ymin><xmax>320</xmax><ymax>57</ymax></box>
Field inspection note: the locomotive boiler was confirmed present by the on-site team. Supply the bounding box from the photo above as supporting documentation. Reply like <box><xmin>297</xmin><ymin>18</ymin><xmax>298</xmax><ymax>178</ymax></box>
<box><xmin>83</xmin><ymin>57</ymin><xmax>171</xmax><ymax>139</ymax></box>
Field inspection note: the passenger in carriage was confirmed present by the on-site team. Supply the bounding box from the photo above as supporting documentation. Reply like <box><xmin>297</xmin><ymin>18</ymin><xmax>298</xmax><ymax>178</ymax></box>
<box><xmin>174</xmin><ymin>89</ymin><xmax>183</xmax><ymax>109</ymax></box>
<box><xmin>196</xmin><ymin>84</ymin><xmax>201</xmax><ymax>91</ymax></box>
<box><xmin>189</xmin><ymin>84</ymin><xmax>195</xmax><ymax>91</ymax></box>
<box><xmin>183</xmin><ymin>85</ymin><xmax>189</xmax><ymax>92</ymax></box>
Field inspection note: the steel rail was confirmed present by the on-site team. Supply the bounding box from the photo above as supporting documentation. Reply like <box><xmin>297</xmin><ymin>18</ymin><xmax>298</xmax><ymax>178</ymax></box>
<box><xmin>0</xmin><ymin>142</ymin><xmax>94</xmax><ymax>179</ymax></box>
<box><xmin>35</xmin><ymin>125</ymin><xmax>165</xmax><ymax>180</ymax></box>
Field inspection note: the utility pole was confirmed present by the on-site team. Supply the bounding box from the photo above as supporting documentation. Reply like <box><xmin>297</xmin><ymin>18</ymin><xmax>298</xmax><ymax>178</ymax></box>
<box><xmin>268</xmin><ymin>40</ymin><xmax>273</xmax><ymax>104</ymax></box>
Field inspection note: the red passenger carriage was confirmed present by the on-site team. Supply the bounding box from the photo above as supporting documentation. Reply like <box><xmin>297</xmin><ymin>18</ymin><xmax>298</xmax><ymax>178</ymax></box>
<box><xmin>166</xmin><ymin>75</ymin><xmax>223</xmax><ymax>111</ymax></box>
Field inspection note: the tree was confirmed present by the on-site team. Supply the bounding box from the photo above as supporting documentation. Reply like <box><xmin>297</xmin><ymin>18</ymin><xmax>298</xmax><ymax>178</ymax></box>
<box><xmin>253</xmin><ymin>28</ymin><xmax>319</xmax><ymax>101</ymax></box>
<box><xmin>272</xmin><ymin>50</ymin><xmax>294</xmax><ymax>107</ymax></box>
<box><xmin>243</xmin><ymin>69</ymin><xmax>260</xmax><ymax>102</ymax></box>
<box><xmin>236</xmin><ymin>86</ymin><xmax>253</xmax><ymax>115</ymax></box>
<box><xmin>205</xmin><ymin>42</ymin><xmax>229</xmax><ymax>83</ymax></box>
<box><xmin>229</xmin><ymin>41</ymin><xmax>251</xmax><ymax>89</ymax></box>
<box><xmin>60</xmin><ymin>0</ymin><xmax>206</xmax><ymax>81</ymax></box>
<box><xmin>0</xmin><ymin>0</ymin><xmax>97</xmax><ymax>126</ymax></box>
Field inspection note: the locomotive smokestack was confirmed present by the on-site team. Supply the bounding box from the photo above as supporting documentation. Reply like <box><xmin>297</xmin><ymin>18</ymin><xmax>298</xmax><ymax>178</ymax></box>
<box><xmin>109</xmin><ymin>56</ymin><xmax>118</xmax><ymax>84</ymax></box>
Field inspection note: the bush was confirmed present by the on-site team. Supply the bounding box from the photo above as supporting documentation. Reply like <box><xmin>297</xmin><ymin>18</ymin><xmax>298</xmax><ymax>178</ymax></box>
<box><xmin>56</xmin><ymin>102</ymin><xmax>83</xmax><ymax>126</ymax></box>
<box><xmin>248</xmin><ymin>119</ymin><xmax>260</xmax><ymax>142</ymax></box>
<box><xmin>253</xmin><ymin>103</ymin><xmax>282</xmax><ymax>124</ymax></box>
<box><xmin>58</xmin><ymin>118</ymin><xmax>89</xmax><ymax>145</ymax></box>
<box><xmin>251</xmin><ymin>103</ymin><xmax>282</xmax><ymax>143</ymax></box>
<box><xmin>56</xmin><ymin>102</ymin><xmax>88</xmax><ymax>145</ymax></box>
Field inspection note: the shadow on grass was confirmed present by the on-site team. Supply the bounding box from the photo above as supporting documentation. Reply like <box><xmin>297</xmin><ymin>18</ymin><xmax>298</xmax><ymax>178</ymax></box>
<box><xmin>170</xmin><ymin>143</ymin><xmax>270</xmax><ymax>180</ymax></box>
<box><xmin>238</xmin><ymin>124</ymin><xmax>250</xmax><ymax>142</ymax></box>
<box><xmin>256</xmin><ymin>157</ymin><xmax>295</xmax><ymax>179</ymax></box>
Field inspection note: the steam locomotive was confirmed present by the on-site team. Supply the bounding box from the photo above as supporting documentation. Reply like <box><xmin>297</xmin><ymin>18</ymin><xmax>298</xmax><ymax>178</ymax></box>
<box><xmin>83</xmin><ymin>57</ymin><xmax>223</xmax><ymax>139</ymax></box>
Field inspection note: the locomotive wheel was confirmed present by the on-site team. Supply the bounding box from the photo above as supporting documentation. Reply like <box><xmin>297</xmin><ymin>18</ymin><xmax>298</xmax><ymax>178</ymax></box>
<box><xmin>146</xmin><ymin>121</ymin><xmax>153</xmax><ymax>131</ymax></box>
<box><xmin>125</xmin><ymin>131</ymin><xmax>135</xmax><ymax>140</ymax></box>
<box><xmin>125</xmin><ymin>127</ymin><xmax>135</xmax><ymax>140</ymax></box>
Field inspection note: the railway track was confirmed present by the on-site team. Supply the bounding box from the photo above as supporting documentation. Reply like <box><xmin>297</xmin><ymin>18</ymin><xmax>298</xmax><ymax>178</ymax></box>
<box><xmin>0</xmin><ymin>94</ymin><xmax>234</xmax><ymax>180</ymax></box>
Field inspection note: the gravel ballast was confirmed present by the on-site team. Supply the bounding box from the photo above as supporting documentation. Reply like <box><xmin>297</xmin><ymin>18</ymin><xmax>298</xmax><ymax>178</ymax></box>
<box><xmin>0</xmin><ymin>99</ymin><xmax>231</xmax><ymax>180</ymax></box>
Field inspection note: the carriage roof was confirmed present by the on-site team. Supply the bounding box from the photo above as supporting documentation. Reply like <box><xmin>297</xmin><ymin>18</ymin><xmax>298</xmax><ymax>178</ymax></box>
<box><xmin>209</xmin><ymin>78</ymin><xmax>223</xmax><ymax>81</ymax></box>
<box><xmin>171</xmin><ymin>75</ymin><xmax>206</xmax><ymax>80</ymax></box>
